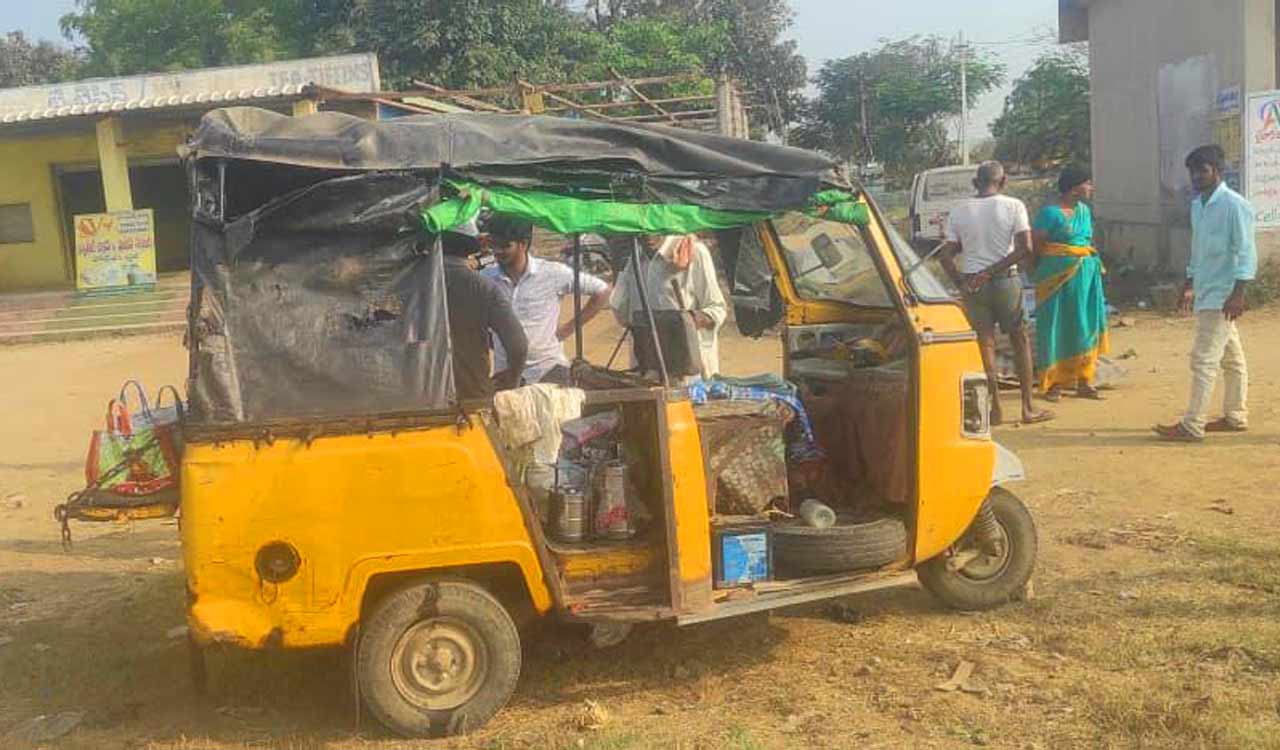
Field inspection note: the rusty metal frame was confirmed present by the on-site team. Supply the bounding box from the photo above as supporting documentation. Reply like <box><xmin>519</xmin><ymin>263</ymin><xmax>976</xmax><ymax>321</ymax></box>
<box><xmin>390</xmin><ymin>73</ymin><xmax>747</xmax><ymax>133</ymax></box>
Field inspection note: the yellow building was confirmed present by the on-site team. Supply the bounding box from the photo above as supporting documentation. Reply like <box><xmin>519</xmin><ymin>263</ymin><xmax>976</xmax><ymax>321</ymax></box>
<box><xmin>0</xmin><ymin>54</ymin><xmax>382</xmax><ymax>292</ymax></box>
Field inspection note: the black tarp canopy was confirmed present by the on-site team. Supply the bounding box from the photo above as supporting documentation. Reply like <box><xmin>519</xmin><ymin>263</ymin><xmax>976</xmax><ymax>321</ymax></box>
<box><xmin>182</xmin><ymin>107</ymin><xmax>857</xmax><ymax>426</ymax></box>
<box><xmin>182</xmin><ymin>107</ymin><xmax>854</xmax><ymax>213</ymax></box>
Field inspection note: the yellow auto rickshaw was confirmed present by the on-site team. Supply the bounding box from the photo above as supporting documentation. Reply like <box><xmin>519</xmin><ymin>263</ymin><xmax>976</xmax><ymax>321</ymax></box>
<box><xmin>178</xmin><ymin>107</ymin><xmax>1032</xmax><ymax>738</ymax></box>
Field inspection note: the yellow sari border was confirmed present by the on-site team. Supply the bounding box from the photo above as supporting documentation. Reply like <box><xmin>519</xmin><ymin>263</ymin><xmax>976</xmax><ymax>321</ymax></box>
<box><xmin>1036</xmin><ymin>265</ymin><xmax>1080</xmax><ymax>305</ymax></box>
<box><xmin>1041</xmin><ymin>242</ymin><xmax>1096</xmax><ymax>257</ymax></box>
<box><xmin>1038</xmin><ymin>332</ymin><xmax>1111</xmax><ymax>391</ymax></box>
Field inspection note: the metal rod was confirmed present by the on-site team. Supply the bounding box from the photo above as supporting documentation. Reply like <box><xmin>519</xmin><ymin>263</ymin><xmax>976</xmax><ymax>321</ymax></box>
<box><xmin>543</xmin><ymin>94</ymin><xmax>715</xmax><ymax>113</ymax></box>
<box><xmin>217</xmin><ymin>160</ymin><xmax>226</xmax><ymax>222</ymax></box>
<box><xmin>609</xmin><ymin>66</ymin><xmax>677</xmax><ymax>125</ymax></box>
<box><xmin>631</xmin><ymin>237</ymin><xmax>670</xmax><ymax>388</ymax></box>
<box><xmin>605</xmin><ymin>328</ymin><xmax>630</xmax><ymax>371</ymax></box>
<box><xmin>408</xmin><ymin>80</ymin><xmax>509</xmax><ymax>112</ymax></box>
<box><xmin>412</xmin><ymin>74</ymin><xmax>703</xmax><ymax>99</ymax></box>
<box><xmin>538</xmin><ymin>90</ymin><xmax>622</xmax><ymax>121</ymax></box>
<box><xmin>572</xmin><ymin>233</ymin><xmax>584</xmax><ymax>365</ymax></box>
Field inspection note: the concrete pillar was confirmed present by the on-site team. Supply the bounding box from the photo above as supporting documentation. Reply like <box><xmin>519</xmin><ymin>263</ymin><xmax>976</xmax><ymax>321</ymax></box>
<box><xmin>292</xmin><ymin>98</ymin><xmax>319</xmax><ymax>117</ymax></box>
<box><xmin>94</xmin><ymin>117</ymin><xmax>133</xmax><ymax>212</ymax></box>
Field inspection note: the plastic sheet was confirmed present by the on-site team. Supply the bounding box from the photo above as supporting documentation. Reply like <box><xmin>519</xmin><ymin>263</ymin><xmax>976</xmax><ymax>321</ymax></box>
<box><xmin>187</xmin><ymin>170</ymin><xmax>455</xmax><ymax>424</ymax></box>
<box><xmin>182</xmin><ymin>107</ymin><xmax>854</xmax><ymax>214</ymax></box>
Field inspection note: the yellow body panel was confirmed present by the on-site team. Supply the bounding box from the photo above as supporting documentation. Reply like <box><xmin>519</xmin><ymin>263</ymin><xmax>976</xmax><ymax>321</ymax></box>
<box><xmin>761</xmin><ymin>213</ymin><xmax>997</xmax><ymax>563</ymax></box>
<box><xmin>867</xmin><ymin>219</ymin><xmax>995</xmax><ymax>561</ymax></box>
<box><xmin>665</xmin><ymin>400</ymin><xmax>714</xmax><ymax>610</ymax></box>
<box><xmin>181</xmin><ymin>419</ymin><xmax>551</xmax><ymax>648</ymax></box>
<box><xmin>911</xmin><ymin>335</ymin><xmax>996</xmax><ymax>561</ymax></box>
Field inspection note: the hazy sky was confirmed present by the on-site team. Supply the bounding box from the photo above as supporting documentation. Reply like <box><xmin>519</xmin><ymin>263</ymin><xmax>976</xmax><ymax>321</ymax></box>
<box><xmin>8</xmin><ymin>0</ymin><xmax>1060</xmax><ymax>135</ymax></box>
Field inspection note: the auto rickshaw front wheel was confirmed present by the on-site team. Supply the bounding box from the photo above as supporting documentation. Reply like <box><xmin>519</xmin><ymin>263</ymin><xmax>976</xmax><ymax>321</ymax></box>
<box><xmin>917</xmin><ymin>488</ymin><xmax>1037</xmax><ymax>611</ymax></box>
<box><xmin>355</xmin><ymin>579</ymin><xmax>521</xmax><ymax>738</ymax></box>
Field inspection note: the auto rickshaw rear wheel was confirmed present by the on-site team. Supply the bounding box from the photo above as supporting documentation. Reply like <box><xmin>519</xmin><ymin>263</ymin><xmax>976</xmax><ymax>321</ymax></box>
<box><xmin>356</xmin><ymin>579</ymin><xmax>521</xmax><ymax>737</ymax></box>
<box><xmin>917</xmin><ymin>487</ymin><xmax>1037</xmax><ymax>611</ymax></box>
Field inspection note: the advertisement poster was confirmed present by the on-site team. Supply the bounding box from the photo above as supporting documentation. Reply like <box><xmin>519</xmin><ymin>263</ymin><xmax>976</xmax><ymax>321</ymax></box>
<box><xmin>1212</xmin><ymin>85</ymin><xmax>1243</xmax><ymax>191</ymax></box>
<box><xmin>73</xmin><ymin>209</ymin><xmax>158</xmax><ymax>290</ymax></box>
<box><xmin>1245</xmin><ymin>90</ymin><xmax>1280</xmax><ymax>228</ymax></box>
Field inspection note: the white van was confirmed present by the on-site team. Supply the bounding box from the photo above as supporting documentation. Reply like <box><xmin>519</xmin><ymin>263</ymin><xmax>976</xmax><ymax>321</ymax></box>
<box><xmin>908</xmin><ymin>165</ymin><xmax>978</xmax><ymax>249</ymax></box>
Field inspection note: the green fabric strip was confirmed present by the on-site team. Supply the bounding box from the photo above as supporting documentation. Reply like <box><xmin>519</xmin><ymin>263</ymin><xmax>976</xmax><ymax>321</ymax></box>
<box><xmin>421</xmin><ymin>181</ymin><xmax>869</xmax><ymax>236</ymax></box>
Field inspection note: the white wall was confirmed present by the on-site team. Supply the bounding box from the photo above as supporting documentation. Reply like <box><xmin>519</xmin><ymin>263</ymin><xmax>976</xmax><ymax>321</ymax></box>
<box><xmin>1088</xmin><ymin>0</ymin><xmax>1277</xmax><ymax>271</ymax></box>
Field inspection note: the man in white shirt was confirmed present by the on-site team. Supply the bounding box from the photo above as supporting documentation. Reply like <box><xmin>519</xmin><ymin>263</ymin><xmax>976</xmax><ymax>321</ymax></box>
<box><xmin>611</xmin><ymin>234</ymin><xmax>727</xmax><ymax>380</ymax></box>
<box><xmin>483</xmin><ymin>216</ymin><xmax>612</xmax><ymax>385</ymax></box>
<box><xmin>940</xmin><ymin>161</ymin><xmax>1052</xmax><ymax>426</ymax></box>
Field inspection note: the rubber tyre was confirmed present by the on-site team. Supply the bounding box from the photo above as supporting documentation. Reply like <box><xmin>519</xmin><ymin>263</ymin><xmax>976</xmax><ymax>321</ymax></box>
<box><xmin>917</xmin><ymin>487</ymin><xmax>1037</xmax><ymax>611</ymax></box>
<box><xmin>356</xmin><ymin>579</ymin><xmax>521</xmax><ymax>738</ymax></box>
<box><xmin>773</xmin><ymin>516</ymin><xmax>908</xmax><ymax>576</ymax></box>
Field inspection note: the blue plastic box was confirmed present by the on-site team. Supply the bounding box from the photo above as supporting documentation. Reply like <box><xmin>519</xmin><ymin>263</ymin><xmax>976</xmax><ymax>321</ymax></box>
<box><xmin>712</xmin><ymin>525</ymin><xmax>773</xmax><ymax>588</ymax></box>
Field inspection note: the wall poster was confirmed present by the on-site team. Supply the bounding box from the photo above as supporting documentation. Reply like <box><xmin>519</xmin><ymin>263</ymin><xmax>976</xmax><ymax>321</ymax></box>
<box><xmin>73</xmin><ymin>209</ymin><xmax>157</xmax><ymax>290</ymax></box>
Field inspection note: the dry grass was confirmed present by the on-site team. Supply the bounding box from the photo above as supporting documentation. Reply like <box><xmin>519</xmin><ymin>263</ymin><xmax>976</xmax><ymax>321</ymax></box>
<box><xmin>3</xmin><ymin>531</ymin><xmax>1280</xmax><ymax>750</ymax></box>
<box><xmin>5</xmin><ymin>315</ymin><xmax>1280</xmax><ymax>750</ymax></box>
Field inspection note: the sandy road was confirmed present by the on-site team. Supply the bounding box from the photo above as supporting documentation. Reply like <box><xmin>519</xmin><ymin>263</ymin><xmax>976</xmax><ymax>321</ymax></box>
<box><xmin>1</xmin><ymin>309</ymin><xmax>1278</xmax><ymax>749</ymax></box>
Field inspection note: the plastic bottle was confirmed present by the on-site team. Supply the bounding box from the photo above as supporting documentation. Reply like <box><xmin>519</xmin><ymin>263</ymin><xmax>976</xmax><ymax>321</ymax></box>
<box><xmin>798</xmin><ymin>498</ymin><xmax>836</xmax><ymax>529</ymax></box>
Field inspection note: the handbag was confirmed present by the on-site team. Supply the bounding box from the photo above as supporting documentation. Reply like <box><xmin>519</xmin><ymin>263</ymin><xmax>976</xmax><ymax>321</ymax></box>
<box><xmin>84</xmin><ymin>381</ymin><xmax>184</xmax><ymax>497</ymax></box>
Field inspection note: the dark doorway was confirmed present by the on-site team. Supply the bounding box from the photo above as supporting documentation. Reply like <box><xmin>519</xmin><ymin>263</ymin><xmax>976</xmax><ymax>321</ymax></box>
<box><xmin>57</xmin><ymin>162</ymin><xmax>192</xmax><ymax>277</ymax></box>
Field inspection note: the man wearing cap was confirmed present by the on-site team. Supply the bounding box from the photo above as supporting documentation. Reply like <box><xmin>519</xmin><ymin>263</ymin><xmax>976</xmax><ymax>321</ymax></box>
<box><xmin>483</xmin><ymin>216</ymin><xmax>612</xmax><ymax>385</ymax></box>
<box><xmin>438</xmin><ymin>221</ymin><xmax>528</xmax><ymax>401</ymax></box>
<box><xmin>940</xmin><ymin>160</ymin><xmax>1052</xmax><ymax>426</ymax></box>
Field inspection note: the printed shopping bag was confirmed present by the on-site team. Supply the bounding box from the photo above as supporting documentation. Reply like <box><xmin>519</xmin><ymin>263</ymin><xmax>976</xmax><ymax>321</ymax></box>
<box><xmin>84</xmin><ymin>381</ymin><xmax>184</xmax><ymax>496</ymax></box>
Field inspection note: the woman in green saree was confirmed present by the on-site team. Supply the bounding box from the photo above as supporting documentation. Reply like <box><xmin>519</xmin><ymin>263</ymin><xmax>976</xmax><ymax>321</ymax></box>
<box><xmin>1032</xmin><ymin>166</ymin><xmax>1108</xmax><ymax>401</ymax></box>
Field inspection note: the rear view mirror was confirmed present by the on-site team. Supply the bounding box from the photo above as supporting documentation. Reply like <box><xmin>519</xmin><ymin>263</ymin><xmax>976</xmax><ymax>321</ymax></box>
<box><xmin>811</xmin><ymin>233</ymin><xmax>842</xmax><ymax>270</ymax></box>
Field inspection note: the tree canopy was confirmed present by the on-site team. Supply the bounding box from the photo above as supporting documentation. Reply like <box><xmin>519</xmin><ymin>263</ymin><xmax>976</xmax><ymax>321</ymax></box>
<box><xmin>991</xmin><ymin>46</ymin><xmax>1090</xmax><ymax>171</ymax></box>
<box><xmin>582</xmin><ymin>0</ymin><xmax>806</xmax><ymax>125</ymax></box>
<box><xmin>49</xmin><ymin>0</ymin><xmax>803</xmax><ymax>127</ymax></box>
<box><xmin>0</xmin><ymin>31</ymin><xmax>81</xmax><ymax>87</ymax></box>
<box><xmin>794</xmin><ymin>36</ymin><xmax>1004</xmax><ymax>183</ymax></box>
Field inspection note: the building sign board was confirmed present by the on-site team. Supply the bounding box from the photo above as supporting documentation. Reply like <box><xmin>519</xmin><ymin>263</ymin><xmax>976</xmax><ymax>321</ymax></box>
<box><xmin>0</xmin><ymin>53</ymin><xmax>380</xmax><ymax>123</ymax></box>
<box><xmin>74</xmin><ymin>209</ymin><xmax>158</xmax><ymax>291</ymax></box>
<box><xmin>1212</xmin><ymin>85</ymin><xmax>1244</xmax><ymax>191</ymax></box>
<box><xmin>1245</xmin><ymin>90</ymin><xmax>1280</xmax><ymax>228</ymax></box>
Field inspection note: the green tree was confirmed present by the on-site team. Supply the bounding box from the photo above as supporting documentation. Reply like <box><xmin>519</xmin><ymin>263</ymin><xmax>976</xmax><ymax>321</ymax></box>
<box><xmin>991</xmin><ymin>46</ymin><xmax>1090</xmax><ymax>170</ymax></box>
<box><xmin>57</xmin><ymin>0</ymin><xmax>795</xmax><ymax>130</ymax></box>
<box><xmin>794</xmin><ymin>36</ymin><xmax>1004</xmax><ymax>183</ymax></box>
<box><xmin>346</xmin><ymin>0</ymin><xmax>720</xmax><ymax>100</ymax></box>
<box><xmin>579</xmin><ymin>0</ymin><xmax>806</xmax><ymax>127</ymax></box>
<box><xmin>60</xmin><ymin>0</ymin><xmax>299</xmax><ymax>75</ymax></box>
<box><xmin>0</xmin><ymin>31</ymin><xmax>81</xmax><ymax>86</ymax></box>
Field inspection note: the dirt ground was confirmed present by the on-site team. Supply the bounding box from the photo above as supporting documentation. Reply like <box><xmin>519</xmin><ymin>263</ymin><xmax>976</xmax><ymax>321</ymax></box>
<box><xmin>2</xmin><ymin>308</ymin><xmax>1279</xmax><ymax>750</ymax></box>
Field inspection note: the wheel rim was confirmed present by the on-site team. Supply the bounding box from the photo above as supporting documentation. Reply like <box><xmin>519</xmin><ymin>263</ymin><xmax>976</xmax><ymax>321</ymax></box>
<box><xmin>389</xmin><ymin>617</ymin><xmax>488</xmax><ymax>711</ymax></box>
<box><xmin>957</xmin><ymin>522</ymin><xmax>1012</xmax><ymax>582</ymax></box>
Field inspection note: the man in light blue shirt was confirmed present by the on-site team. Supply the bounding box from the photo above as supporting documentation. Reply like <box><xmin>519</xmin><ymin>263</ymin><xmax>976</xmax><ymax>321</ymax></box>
<box><xmin>1155</xmin><ymin>145</ymin><xmax>1256</xmax><ymax>441</ymax></box>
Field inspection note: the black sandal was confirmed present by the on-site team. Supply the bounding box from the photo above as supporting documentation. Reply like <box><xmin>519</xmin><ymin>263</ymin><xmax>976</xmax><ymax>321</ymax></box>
<box><xmin>1076</xmin><ymin>385</ymin><xmax>1105</xmax><ymax>400</ymax></box>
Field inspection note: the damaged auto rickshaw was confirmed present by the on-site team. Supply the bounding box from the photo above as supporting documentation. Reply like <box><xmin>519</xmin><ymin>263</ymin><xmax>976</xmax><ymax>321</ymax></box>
<box><xmin>178</xmin><ymin>107</ymin><xmax>1034</xmax><ymax>738</ymax></box>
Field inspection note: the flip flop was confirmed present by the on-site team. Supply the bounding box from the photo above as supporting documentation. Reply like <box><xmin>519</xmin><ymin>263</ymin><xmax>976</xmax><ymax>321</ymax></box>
<box><xmin>1022</xmin><ymin>411</ymin><xmax>1055</xmax><ymax>425</ymax></box>
<box><xmin>1076</xmin><ymin>387</ymin><xmax>1105</xmax><ymax>400</ymax></box>
<box><xmin>1152</xmin><ymin>423</ymin><xmax>1203</xmax><ymax>443</ymax></box>
<box><xmin>1042</xmin><ymin>389</ymin><xmax>1062</xmax><ymax>403</ymax></box>
<box><xmin>1205</xmin><ymin>418</ymin><xmax>1248</xmax><ymax>433</ymax></box>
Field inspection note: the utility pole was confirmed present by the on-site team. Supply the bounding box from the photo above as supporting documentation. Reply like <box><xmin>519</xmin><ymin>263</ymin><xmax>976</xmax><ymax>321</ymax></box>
<box><xmin>858</xmin><ymin>74</ymin><xmax>874</xmax><ymax>165</ymax></box>
<box><xmin>959</xmin><ymin>30</ymin><xmax>969</xmax><ymax>166</ymax></box>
